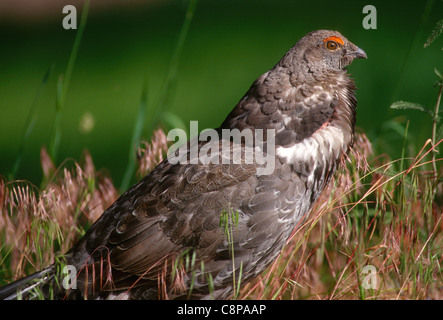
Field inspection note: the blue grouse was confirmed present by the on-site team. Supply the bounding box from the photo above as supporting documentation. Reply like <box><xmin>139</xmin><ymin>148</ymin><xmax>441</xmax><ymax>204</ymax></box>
<box><xmin>0</xmin><ymin>30</ymin><xmax>366</xmax><ymax>300</ymax></box>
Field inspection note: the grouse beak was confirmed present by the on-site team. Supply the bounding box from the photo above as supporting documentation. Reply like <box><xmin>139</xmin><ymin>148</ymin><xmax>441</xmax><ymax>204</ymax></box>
<box><xmin>350</xmin><ymin>46</ymin><xmax>367</xmax><ymax>59</ymax></box>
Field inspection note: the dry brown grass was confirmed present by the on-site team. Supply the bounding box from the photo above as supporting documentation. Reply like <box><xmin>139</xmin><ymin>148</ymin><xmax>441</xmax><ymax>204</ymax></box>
<box><xmin>238</xmin><ymin>134</ymin><xmax>442</xmax><ymax>300</ymax></box>
<box><xmin>0</xmin><ymin>129</ymin><xmax>166</xmax><ymax>284</ymax></box>
<box><xmin>1</xmin><ymin>129</ymin><xmax>441</xmax><ymax>299</ymax></box>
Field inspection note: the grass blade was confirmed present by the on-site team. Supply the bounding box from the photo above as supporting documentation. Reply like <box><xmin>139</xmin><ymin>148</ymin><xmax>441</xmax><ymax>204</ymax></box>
<box><xmin>120</xmin><ymin>82</ymin><xmax>148</xmax><ymax>191</ymax></box>
<box><xmin>390</xmin><ymin>100</ymin><xmax>432</xmax><ymax>116</ymax></box>
<box><xmin>120</xmin><ymin>0</ymin><xmax>198</xmax><ymax>190</ymax></box>
<box><xmin>49</xmin><ymin>0</ymin><xmax>90</xmax><ymax>164</ymax></box>
<box><xmin>11</xmin><ymin>65</ymin><xmax>53</xmax><ymax>178</ymax></box>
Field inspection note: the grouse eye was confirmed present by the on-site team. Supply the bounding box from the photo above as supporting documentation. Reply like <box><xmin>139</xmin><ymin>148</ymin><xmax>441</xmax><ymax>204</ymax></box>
<box><xmin>323</xmin><ymin>36</ymin><xmax>344</xmax><ymax>51</ymax></box>
<box><xmin>326</xmin><ymin>40</ymin><xmax>338</xmax><ymax>50</ymax></box>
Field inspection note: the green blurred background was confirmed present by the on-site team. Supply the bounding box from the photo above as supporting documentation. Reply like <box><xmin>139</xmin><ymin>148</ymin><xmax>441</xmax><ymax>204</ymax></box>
<box><xmin>0</xmin><ymin>0</ymin><xmax>441</xmax><ymax>190</ymax></box>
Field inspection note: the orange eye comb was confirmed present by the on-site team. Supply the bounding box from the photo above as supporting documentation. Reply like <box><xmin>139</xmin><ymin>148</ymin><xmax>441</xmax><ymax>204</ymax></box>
<box><xmin>323</xmin><ymin>36</ymin><xmax>344</xmax><ymax>45</ymax></box>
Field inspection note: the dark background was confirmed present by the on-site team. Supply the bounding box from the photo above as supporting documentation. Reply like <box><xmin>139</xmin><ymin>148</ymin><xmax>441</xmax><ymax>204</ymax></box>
<box><xmin>1</xmin><ymin>0</ymin><xmax>441</xmax><ymax>189</ymax></box>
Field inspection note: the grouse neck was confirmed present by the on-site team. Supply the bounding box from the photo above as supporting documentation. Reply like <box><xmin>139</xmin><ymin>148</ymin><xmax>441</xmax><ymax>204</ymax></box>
<box><xmin>275</xmin><ymin>72</ymin><xmax>356</xmax><ymax>187</ymax></box>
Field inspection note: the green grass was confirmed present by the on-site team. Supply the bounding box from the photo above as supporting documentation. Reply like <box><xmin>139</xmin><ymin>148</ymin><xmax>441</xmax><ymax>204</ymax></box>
<box><xmin>219</xmin><ymin>207</ymin><xmax>242</xmax><ymax>299</ymax></box>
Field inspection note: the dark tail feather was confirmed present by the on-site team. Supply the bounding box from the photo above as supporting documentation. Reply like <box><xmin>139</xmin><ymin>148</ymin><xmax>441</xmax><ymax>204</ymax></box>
<box><xmin>0</xmin><ymin>266</ymin><xmax>55</xmax><ymax>300</ymax></box>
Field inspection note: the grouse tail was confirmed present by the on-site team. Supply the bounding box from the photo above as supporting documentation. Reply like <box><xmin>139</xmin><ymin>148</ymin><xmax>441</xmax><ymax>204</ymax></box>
<box><xmin>0</xmin><ymin>266</ymin><xmax>55</xmax><ymax>300</ymax></box>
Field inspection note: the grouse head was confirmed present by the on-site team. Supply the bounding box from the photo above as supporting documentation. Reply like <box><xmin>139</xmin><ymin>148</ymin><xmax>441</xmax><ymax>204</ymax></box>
<box><xmin>221</xmin><ymin>29</ymin><xmax>367</xmax><ymax>148</ymax></box>
<box><xmin>279</xmin><ymin>30</ymin><xmax>367</xmax><ymax>73</ymax></box>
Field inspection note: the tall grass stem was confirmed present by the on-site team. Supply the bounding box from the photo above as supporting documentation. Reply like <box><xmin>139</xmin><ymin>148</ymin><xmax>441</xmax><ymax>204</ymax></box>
<box><xmin>120</xmin><ymin>0</ymin><xmax>198</xmax><ymax>190</ymax></box>
<box><xmin>48</xmin><ymin>0</ymin><xmax>90</xmax><ymax>164</ymax></box>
